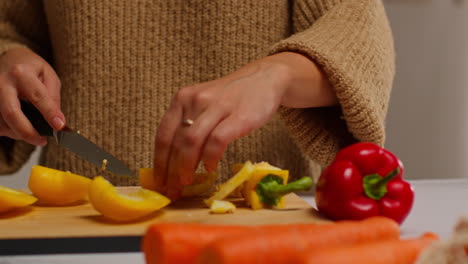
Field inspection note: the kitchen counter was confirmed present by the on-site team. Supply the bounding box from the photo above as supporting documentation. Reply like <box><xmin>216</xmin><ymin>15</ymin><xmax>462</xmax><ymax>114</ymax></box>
<box><xmin>2</xmin><ymin>178</ymin><xmax>467</xmax><ymax>264</ymax></box>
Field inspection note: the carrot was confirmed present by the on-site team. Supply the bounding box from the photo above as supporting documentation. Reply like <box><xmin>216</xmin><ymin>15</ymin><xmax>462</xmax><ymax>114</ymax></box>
<box><xmin>197</xmin><ymin>216</ymin><xmax>400</xmax><ymax>264</ymax></box>
<box><xmin>142</xmin><ymin>222</ymin><xmax>333</xmax><ymax>264</ymax></box>
<box><xmin>142</xmin><ymin>217</ymin><xmax>398</xmax><ymax>264</ymax></box>
<box><xmin>296</xmin><ymin>232</ymin><xmax>439</xmax><ymax>264</ymax></box>
<box><xmin>142</xmin><ymin>223</ymin><xmax>251</xmax><ymax>264</ymax></box>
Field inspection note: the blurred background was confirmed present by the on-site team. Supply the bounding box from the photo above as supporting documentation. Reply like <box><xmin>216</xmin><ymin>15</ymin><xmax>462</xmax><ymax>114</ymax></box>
<box><xmin>384</xmin><ymin>0</ymin><xmax>468</xmax><ymax>180</ymax></box>
<box><xmin>1</xmin><ymin>0</ymin><xmax>467</xmax><ymax>188</ymax></box>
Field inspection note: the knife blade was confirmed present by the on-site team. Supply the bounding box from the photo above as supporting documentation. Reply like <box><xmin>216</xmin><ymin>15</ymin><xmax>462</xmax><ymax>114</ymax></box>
<box><xmin>21</xmin><ymin>101</ymin><xmax>135</xmax><ymax>177</ymax></box>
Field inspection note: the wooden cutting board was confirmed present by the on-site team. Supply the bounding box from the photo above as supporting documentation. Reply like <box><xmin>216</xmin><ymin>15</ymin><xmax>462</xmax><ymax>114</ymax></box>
<box><xmin>0</xmin><ymin>187</ymin><xmax>328</xmax><ymax>255</ymax></box>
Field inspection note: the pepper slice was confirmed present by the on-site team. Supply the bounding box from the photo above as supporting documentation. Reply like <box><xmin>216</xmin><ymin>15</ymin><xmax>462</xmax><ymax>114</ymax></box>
<box><xmin>240</xmin><ymin>162</ymin><xmax>288</xmax><ymax>210</ymax></box>
<box><xmin>0</xmin><ymin>186</ymin><xmax>37</xmax><ymax>214</ymax></box>
<box><xmin>88</xmin><ymin>176</ymin><xmax>170</xmax><ymax>222</ymax></box>
<box><xmin>205</xmin><ymin>161</ymin><xmax>255</xmax><ymax>206</ymax></box>
<box><xmin>209</xmin><ymin>200</ymin><xmax>236</xmax><ymax>214</ymax></box>
<box><xmin>28</xmin><ymin>165</ymin><xmax>91</xmax><ymax>205</ymax></box>
<box><xmin>139</xmin><ymin>168</ymin><xmax>218</xmax><ymax>197</ymax></box>
<box><xmin>315</xmin><ymin>142</ymin><xmax>414</xmax><ymax>224</ymax></box>
<box><xmin>256</xmin><ymin>175</ymin><xmax>313</xmax><ymax>208</ymax></box>
<box><xmin>237</xmin><ymin>162</ymin><xmax>313</xmax><ymax>210</ymax></box>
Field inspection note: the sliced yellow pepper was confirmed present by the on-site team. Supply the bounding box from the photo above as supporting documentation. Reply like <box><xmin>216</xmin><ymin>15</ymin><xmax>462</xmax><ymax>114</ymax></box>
<box><xmin>0</xmin><ymin>185</ymin><xmax>37</xmax><ymax>214</ymax></box>
<box><xmin>204</xmin><ymin>161</ymin><xmax>255</xmax><ymax>206</ymax></box>
<box><xmin>138</xmin><ymin>168</ymin><xmax>159</xmax><ymax>190</ymax></box>
<box><xmin>209</xmin><ymin>200</ymin><xmax>236</xmax><ymax>214</ymax></box>
<box><xmin>88</xmin><ymin>176</ymin><xmax>170</xmax><ymax>222</ymax></box>
<box><xmin>241</xmin><ymin>164</ymin><xmax>289</xmax><ymax>210</ymax></box>
<box><xmin>230</xmin><ymin>162</ymin><xmax>312</xmax><ymax>210</ymax></box>
<box><xmin>28</xmin><ymin>165</ymin><xmax>91</xmax><ymax>205</ymax></box>
<box><xmin>139</xmin><ymin>168</ymin><xmax>218</xmax><ymax>197</ymax></box>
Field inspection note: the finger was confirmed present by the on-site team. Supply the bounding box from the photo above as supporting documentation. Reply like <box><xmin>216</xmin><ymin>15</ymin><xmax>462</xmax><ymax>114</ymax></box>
<box><xmin>17</xmin><ymin>71</ymin><xmax>65</xmax><ymax>130</ymax></box>
<box><xmin>165</xmin><ymin>180</ymin><xmax>183</xmax><ymax>200</ymax></box>
<box><xmin>0</xmin><ymin>117</ymin><xmax>20</xmax><ymax>139</ymax></box>
<box><xmin>166</xmin><ymin>106</ymin><xmax>228</xmax><ymax>197</ymax></box>
<box><xmin>41</xmin><ymin>65</ymin><xmax>63</xmax><ymax>111</ymax></box>
<box><xmin>153</xmin><ymin>101</ymin><xmax>184</xmax><ymax>193</ymax></box>
<box><xmin>0</xmin><ymin>85</ymin><xmax>46</xmax><ymax>146</ymax></box>
<box><xmin>201</xmin><ymin>115</ymin><xmax>253</xmax><ymax>172</ymax></box>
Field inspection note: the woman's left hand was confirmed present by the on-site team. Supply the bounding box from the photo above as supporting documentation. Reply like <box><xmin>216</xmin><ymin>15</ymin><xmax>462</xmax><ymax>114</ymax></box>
<box><xmin>153</xmin><ymin>52</ymin><xmax>336</xmax><ymax>199</ymax></box>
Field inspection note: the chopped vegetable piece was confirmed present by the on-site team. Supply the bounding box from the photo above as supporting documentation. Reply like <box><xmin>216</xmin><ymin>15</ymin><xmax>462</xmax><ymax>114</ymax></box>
<box><xmin>139</xmin><ymin>168</ymin><xmax>218</xmax><ymax>197</ymax></box>
<box><xmin>101</xmin><ymin>159</ymin><xmax>108</xmax><ymax>171</ymax></box>
<box><xmin>182</xmin><ymin>172</ymin><xmax>218</xmax><ymax>197</ymax></box>
<box><xmin>88</xmin><ymin>176</ymin><xmax>170</xmax><ymax>221</ymax></box>
<box><xmin>209</xmin><ymin>161</ymin><xmax>311</xmax><ymax>209</ymax></box>
<box><xmin>256</xmin><ymin>175</ymin><xmax>313</xmax><ymax>207</ymax></box>
<box><xmin>210</xmin><ymin>200</ymin><xmax>236</xmax><ymax>214</ymax></box>
<box><xmin>0</xmin><ymin>185</ymin><xmax>37</xmax><ymax>213</ymax></box>
<box><xmin>204</xmin><ymin>161</ymin><xmax>255</xmax><ymax>206</ymax></box>
<box><xmin>28</xmin><ymin>165</ymin><xmax>91</xmax><ymax>205</ymax></box>
<box><xmin>237</xmin><ymin>162</ymin><xmax>312</xmax><ymax>210</ymax></box>
<box><xmin>239</xmin><ymin>162</ymin><xmax>287</xmax><ymax>209</ymax></box>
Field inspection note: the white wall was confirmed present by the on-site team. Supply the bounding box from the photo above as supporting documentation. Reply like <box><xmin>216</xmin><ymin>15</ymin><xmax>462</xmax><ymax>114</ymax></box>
<box><xmin>384</xmin><ymin>0</ymin><xmax>468</xmax><ymax>179</ymax></box>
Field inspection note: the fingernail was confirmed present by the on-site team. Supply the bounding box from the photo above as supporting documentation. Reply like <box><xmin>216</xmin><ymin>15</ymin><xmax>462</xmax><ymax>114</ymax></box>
<box><xmin>52</xmin><ymin>117</ymin><xmax>64</xmax><ymax>130</ymax></box>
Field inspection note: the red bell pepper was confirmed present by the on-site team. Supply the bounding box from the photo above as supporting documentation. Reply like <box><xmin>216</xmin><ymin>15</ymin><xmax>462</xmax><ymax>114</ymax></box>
<box><xmin>315</xmin><ymin>142</ymin><xmax>414</xmax><ymax>224</ymax></box>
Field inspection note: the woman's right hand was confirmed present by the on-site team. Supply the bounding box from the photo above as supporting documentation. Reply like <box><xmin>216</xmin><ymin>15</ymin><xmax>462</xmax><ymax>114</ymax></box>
<box><xmin>0</xmin><ymin>48</ymin><xmax>64</xmax><ymax>146</ymax></box>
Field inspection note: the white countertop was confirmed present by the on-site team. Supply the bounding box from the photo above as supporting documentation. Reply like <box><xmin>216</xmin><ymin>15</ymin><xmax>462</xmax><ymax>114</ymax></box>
<box><xmin>2</xmin><ymin>178</ymin><xmax>468</xmax><ymax>264</ymax></box>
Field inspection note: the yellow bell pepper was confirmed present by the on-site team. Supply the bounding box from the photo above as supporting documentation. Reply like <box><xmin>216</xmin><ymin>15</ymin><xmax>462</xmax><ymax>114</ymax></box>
<box><xmin>88</xmin><ymin>176</ymin><xmax>170</xmax><ymax>222</ymax></box>
<box><xmin>139</xmin><ymin>168</ymin><xmax>218</xmax><ymax>197</ymax></box>
<box><xmin>241</xmin><ymin>164</ymin><xmax>289</xmax><ymax>210</ymax></box>
<box><xmin>0</xmin><ymin>185</ymin><xmax>37</xmax><ymax>214</ymax></box>
<box><xmin>204</xmin><ymin>161</ymin><xmax>255</xmax><ymax>206</ymax></box>
<box><xmin>252</xmin><ymin>174</ymin><xmax>313</xmax><ymax>209</ymax></box>
<box><xmin>28</xmin><ymin>165</ymin><xmax>91</xmax><ymax>205</ymax></box>
<box><xmin>209</xmin><ymin>200</ymin><xmax>236</xmax><ymax>214</ymax></box>
<box><xmin>210</xmin><ymin>161</ymin><xmax>312</xmax><ymax>210</ymax></box>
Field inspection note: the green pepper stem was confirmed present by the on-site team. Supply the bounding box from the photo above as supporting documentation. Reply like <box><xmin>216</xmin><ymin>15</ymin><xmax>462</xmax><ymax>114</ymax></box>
<box><xmin>374</xmin><ymin>167</ymin><xmax>400</xmax><ymax>188</ymax></box>
<box><xmin>263</xmin><ymin>176</ymin><xmax>313</xmax><ymax>198</ymax></box>
<box><xmin>363</xmin><ymin>167</ymin><xmax>400</xmax><ymax>200</ymax></box>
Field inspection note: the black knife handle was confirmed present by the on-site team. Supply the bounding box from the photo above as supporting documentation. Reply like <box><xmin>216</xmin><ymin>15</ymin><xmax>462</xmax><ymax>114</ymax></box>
<box><xmin>20</xmin><ymin>100</ymin><xmax>54</xmax><ymax>137</ymax></box>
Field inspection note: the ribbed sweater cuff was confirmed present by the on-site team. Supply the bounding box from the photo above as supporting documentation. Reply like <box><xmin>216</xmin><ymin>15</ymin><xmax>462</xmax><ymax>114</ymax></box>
<box><xmin>277</xmin><ymin>106</ymin><xmax>352</xmax><ymax>165</ymax></box>
<box><xmin>269</xmin><ymin>0</ymin><xmax>394</xmax><ymax>164</ymax></box>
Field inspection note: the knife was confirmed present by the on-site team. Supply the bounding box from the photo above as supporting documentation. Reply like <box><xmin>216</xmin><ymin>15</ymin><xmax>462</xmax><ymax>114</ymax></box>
<box><xmin>21</xmin><ymin>100</ymin><xmax>135</xmax><ymax>177</ymax></box>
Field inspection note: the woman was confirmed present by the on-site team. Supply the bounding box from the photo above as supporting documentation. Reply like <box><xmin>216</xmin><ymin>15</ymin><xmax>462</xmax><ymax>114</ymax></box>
<box><xmin>0</xmin><ymin>0</ymin><xmax>394</xmax><ymax>199</ymax></box>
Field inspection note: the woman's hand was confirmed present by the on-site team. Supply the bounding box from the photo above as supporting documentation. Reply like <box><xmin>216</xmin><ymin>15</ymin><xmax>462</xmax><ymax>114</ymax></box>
<box><xmin>154</xmin><ymin>52</ymin><xmax>337</xmax><ymax>199</ymax></box>
<box><xmin>0</xmin><ymin>48</ymin><xmax>64</xmax><ymax>146</ymax></box>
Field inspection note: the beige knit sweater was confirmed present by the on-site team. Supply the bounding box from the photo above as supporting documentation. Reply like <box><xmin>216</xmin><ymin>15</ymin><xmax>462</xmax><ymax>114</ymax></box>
<box><xmin>0</xmin><ymin>0</ymin><xmax>394</xmax><ymax>185</ymax></box>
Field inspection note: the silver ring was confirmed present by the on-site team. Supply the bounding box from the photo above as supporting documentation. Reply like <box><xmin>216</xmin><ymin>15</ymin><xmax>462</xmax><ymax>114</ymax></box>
<box><xmin>182</xmin><ymin>119</ymin><xmax>194</xmax><ymax>126</ymax></box>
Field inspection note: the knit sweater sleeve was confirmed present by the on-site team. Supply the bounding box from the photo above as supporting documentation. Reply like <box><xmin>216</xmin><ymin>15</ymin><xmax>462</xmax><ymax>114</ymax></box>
<box><xmin>0</xmin><ymin>0</ymin><xmax>51</xmax><ymax>174</ymax></box>
<box><xmin>270</xmin><ymin>0</ymin><xmax>395</xmax><ymax>166</ymax></box>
